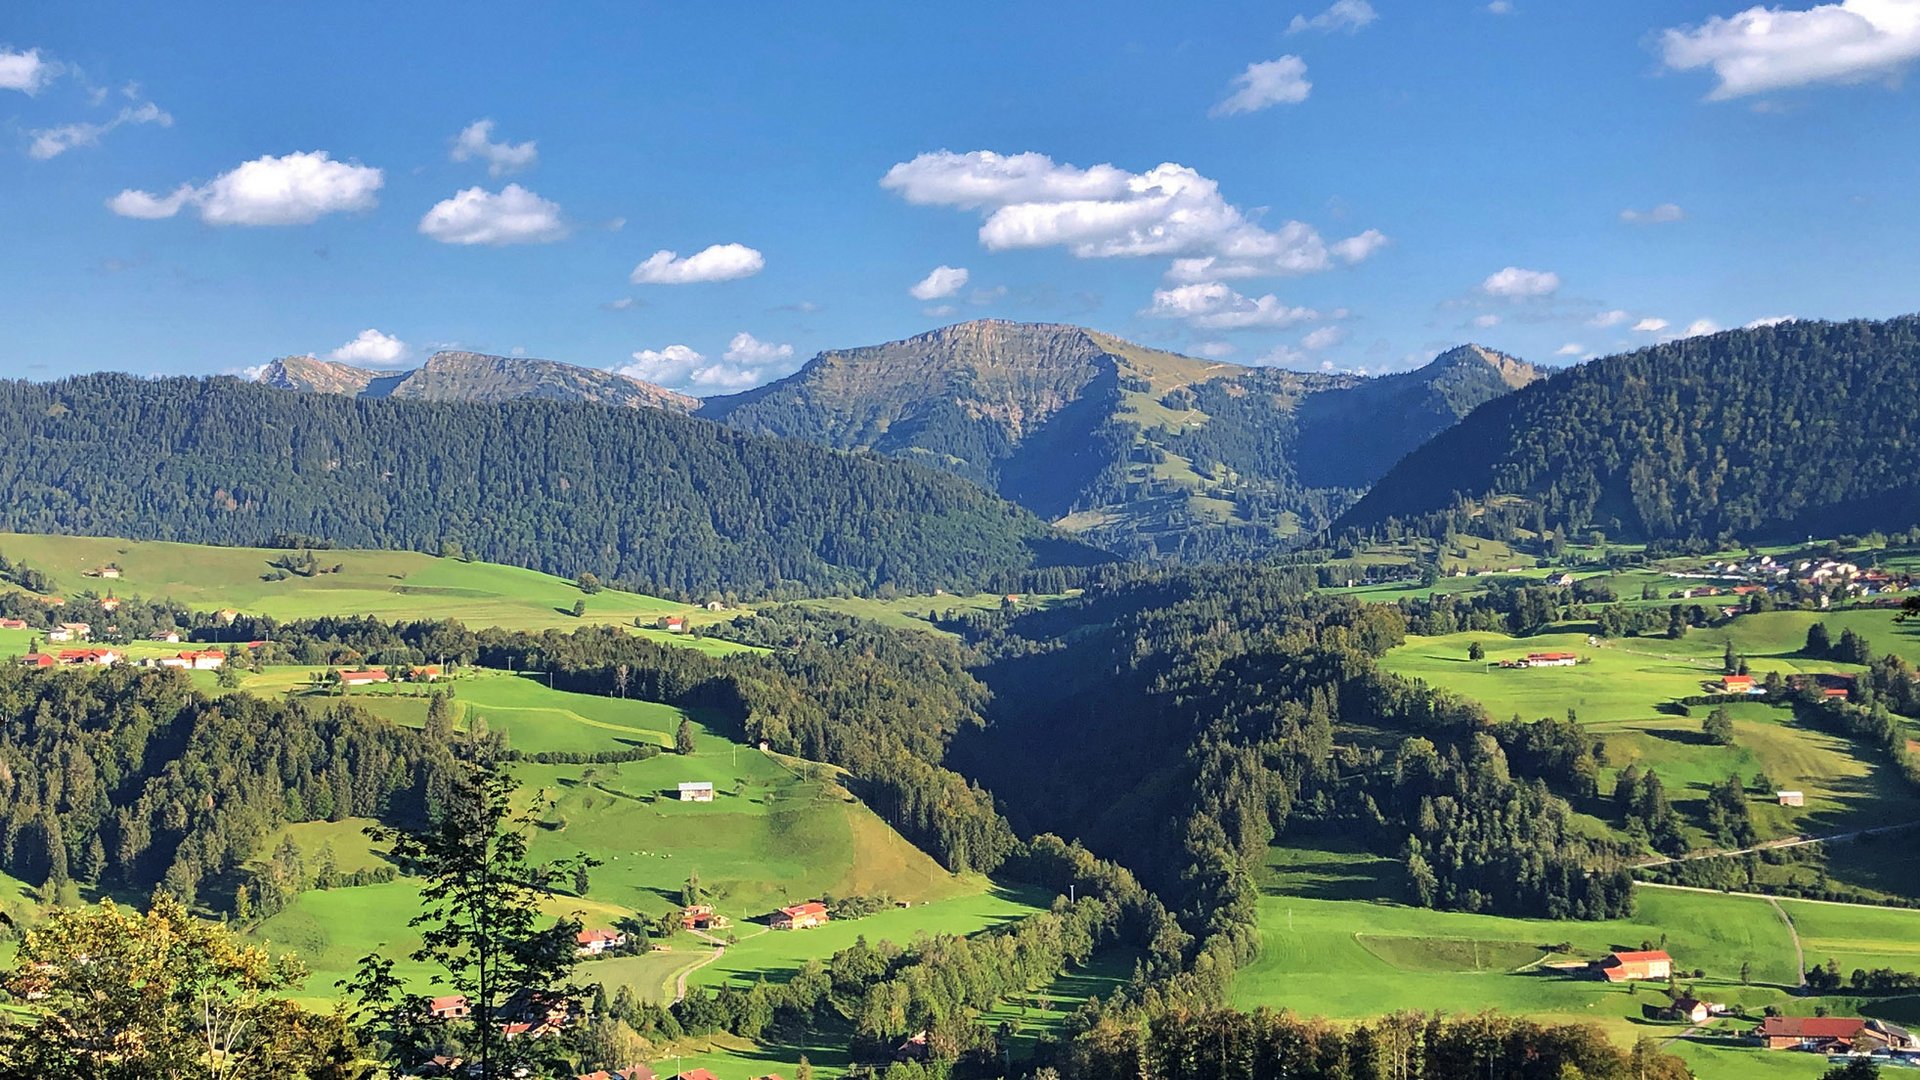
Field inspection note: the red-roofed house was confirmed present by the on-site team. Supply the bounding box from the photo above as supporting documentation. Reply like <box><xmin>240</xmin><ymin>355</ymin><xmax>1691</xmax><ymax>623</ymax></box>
<box><xmin>427</xmin><ymin>994</ymin><xmax>470</xmax><ymax>1019</ymax></box>
<box><xmin>579</xmin><ymin>1068</ymin><xmax>658</xmax><ymax>1080</ymax></box>
<box><xmin>674</xmin><ymin>1070</ymin><xmax>723</xmax><ymax>1080</ymax></box>
<box><xmin>0</xmin><ymin>618</ymin><xmax>27</xmax><ymax>630</ymax></box>
<box><xmin>659</xmin><ymin>615</ymin><xmax>688</xmax><ymax>633</ymax></box>
<box><xmin>1524</xmin><ymin>652</ymin><xmax>1578</xmax><ymax>668</ymax></box>
<box><xmin>58</xmin><ymin>648</ymin><xmax>120</xmax><ymax>666</ymax></box>
<box><xmin>771</xmin><ymin>901</ymin><xmax>829</xmax><ymax>930</ymax></box>
<box><xmin>161</xmin><ymin>649</ymin><xmax>226</xmax><ymax>670</ymax></box>
<box><xmin>1754</xmin><ymin>1015</ymin><xmax>1869</xmax><ymax>1050</ymax></box>
<box><xmin>337</xmin><ymin>669</ymin><xmax>390</xmax><ymax>686</ymax></box>
<box><xmin>19</xmin><ymin>653</ymin><xmax>56</xmax><ymax>669</ymax></box>
<box><xmin>1722</xmin><ymin>674</ymin><xmax>1756</xmax><ymax>694</ymax></box>
<box><xmin>1598</xmin><ymin>950</ymin><xmax>1672</xmax><ymax>982</ymax></box>
<box><xmin>409</xmin><ymin>665</ymin><xmax>443</xmax><ymax>681</ymax></box>
<box><xmin>576</xmin><ymin>928</ymin><xmax>628</xmax><ymax>955</ymax></box>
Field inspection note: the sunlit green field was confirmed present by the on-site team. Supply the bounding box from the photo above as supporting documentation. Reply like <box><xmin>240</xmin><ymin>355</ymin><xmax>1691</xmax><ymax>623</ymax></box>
<box><xmin>0</xmin><ymin>531</ymin><xmax>752</xmax><ymax>643</ymax></box>
<box><xmin>792</xmin><ymin>590</ymin><xmax>1076</xmax><ymax>636</ymax></box>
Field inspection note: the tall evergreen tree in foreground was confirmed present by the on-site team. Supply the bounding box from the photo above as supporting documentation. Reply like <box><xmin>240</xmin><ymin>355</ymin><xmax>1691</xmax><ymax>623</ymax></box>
<box><xmin>348</xmin><ymin>756</ymin><xmax>598</xmax><ymax>1078</ymax></box>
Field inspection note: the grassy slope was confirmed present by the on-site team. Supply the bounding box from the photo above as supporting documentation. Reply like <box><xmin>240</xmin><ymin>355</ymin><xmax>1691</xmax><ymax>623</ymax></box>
<box><xmin>0</xmin><ymin>531</ymin><xmax>750</xmax><ymax>645</ymax></box>
<box><xmin>1236</xmin><ymin>843</ymin><xmax>1920</xmax><ymax>1078</ymax></box>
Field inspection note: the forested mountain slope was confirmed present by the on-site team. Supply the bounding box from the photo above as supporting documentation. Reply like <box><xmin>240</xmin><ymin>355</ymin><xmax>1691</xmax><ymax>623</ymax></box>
<box><xmin>0</xmin><ymin>374</ymin><xmax>1100</xmax><ymax>597</ymax></box>
<box><xmin>1340</xmin><ymin>316</ymin><xmax>1920</xmax><ymax>542</ymax></box>
<box><xmin>705</xmin><ymin>321</ymin><xmax>1539</xmax><ymax>559</ymax></box>
<box><xmin>259</xmin><ymin>351</ymin><xmax>699</xmax><ymax>412</ymax></box>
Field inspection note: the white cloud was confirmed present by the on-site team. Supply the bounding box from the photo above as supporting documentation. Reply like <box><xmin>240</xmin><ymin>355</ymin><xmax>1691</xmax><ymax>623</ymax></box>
<box><xmin>630</xmin><ymin>242</ymin><xmax>765</xmax><ymax>284</ymax></box>
<box><xmin>616</xmin><ymin>335</ymin><xmax>798</xmax><ymax>394</ymax></box>
<box><xmin>1472</xmin><ymin>314</ymin><xmax>1502</xmax><ymax>328</ymax></box>
<box><xmin>1211</xmin><ymin>56</ymin><xmax>1312</xmax><ymax>116</ymax></box>
<box><xmin>1331</xmin><ymin>229</ymin><xmax>1389</xmax><ymax>263</ymax></box>
<box><xmin>1301</xmin><ymin>324</ymin><xmax>1349</xmax><ymax>350</ymax></box>
<box><xmin>1481</xmin><ymin>266</ymin><xmax>1561</xmax><ymax>298</ymax></box>
<box><xmin>1682</xmin><ymin>318</ymin><xmax>1722</xmax><ymax>337</ymax></box>
<box><xmin>0</xmin><ymin>47</ymin><xmax>56</xmax><ymax>94</ymax></box>
<box><xmin>111</xmin><ymin>151</ymin><xmax>383</xmax><ymax>226</ymax></box>
<box><xmin>418</xmin><ymin>184</ymin><xmax>567</xmax><ymax>245</ymax></box>
<box><xmin>1289</xmin><ymin>0</ymin><xmax>1378</xmax><ymax>33</ymax></box>
<box><xmin>882</xmin><ymin>150</ymin><xmax>1383</xmax><ymax>281</ymax></box>
<box><xmin>28</xmin><ymin>101</ymin><xmax>171</xmax><ymax>159</ymax></box>
<box><xmin>1746</xmin><ymin>314</ymin><xmax>1796</xmax><ymax>327</ymax></box>
<box><xmin>450</xmin><ymin>119</ymin><xmax>537</xmax><ymax>176</ymax></box>
<box><xmin>1486</xmin><ymin>0</ymin><xmax>1514</xmax><ymax>12</ymax></box>
<box><xmin>1555</xmin><ymin>343</ymin><xmax>1585</xmax><ymax>356</ymax></box>
<box><xmin>909</xmin><ymin>265</ymin><xmax>970</xmax><ymax>300</ymax></box>
<box><xmin>1143</xmin><ymin>282</ymin><xmax>1320</xmax><ymax>330</ymax></box>
<box><xmin>327</xmin><ymin>328</ymin><xmax>409</xmax><ymax>367</ymax></box>
<box><xmin>1633</xmin><ymin>317</ymin><xmax>1670</xmax><ymax>333</ymax></box>
<box><xmin>1620</xmin><ymin>202</ymin><xmax>1686</xmax><ymax>225</ymax></box>
<box><xmin>923</xmin><ymin>304</ymin><xmax>959</xmax><ymax>318</ymax></box>
<box><xmin>1661</xmin><ymin>0</ymin><xmax>1920</xmax><ymax>99</ymax></box>
<box><xmin>722</xmin><ymin>331</ymin><xmax>794</xmax><ymax>366</ymax></box>
<box><xmin>1196</xmin><ymin>340</ymin><xmax>1237</xmax><ymax>358</ymax></box>
<box><xmin>1589</xmin><ymin>309</ymin><xmax>1632</xmax><ymax>327</ymax></box>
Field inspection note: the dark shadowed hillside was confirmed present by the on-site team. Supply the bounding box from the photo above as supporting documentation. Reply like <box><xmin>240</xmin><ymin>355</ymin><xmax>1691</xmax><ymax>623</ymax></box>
<box><xmin>1340</xmin><ymin>315</ymin><xmax>1920</xmax><ymax>542</ymax></box>
<box><xmin>0</xmin><ymin>373</ymin><xmax>1102</xmax><ymax>597</ymax></box>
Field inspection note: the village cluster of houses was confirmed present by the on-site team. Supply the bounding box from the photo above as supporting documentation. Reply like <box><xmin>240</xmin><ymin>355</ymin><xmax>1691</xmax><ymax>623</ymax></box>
<box><xmin>1716</xmin><ymin>671</ymin><xmax>1853</xmax><ymax>702</ymax></box>
<box><xmin>1680</xmin><ymin>555</ymin><xmax>1910</xmax><ymax>598</ymax></box>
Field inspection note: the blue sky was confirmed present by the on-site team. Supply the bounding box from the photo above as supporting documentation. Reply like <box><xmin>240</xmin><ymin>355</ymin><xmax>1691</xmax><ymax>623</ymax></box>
<box><xmin>4</xmin><ymin>0</ymin><xmax>1919</xmax><ymax>391</ymax></box>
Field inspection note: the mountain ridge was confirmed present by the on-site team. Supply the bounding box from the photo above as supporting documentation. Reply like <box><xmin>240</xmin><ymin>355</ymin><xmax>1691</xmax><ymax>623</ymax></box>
<box><xmin>257</xmin><ymin>351</ymin><xmax>700</xmax><ymax>412</ymax></box>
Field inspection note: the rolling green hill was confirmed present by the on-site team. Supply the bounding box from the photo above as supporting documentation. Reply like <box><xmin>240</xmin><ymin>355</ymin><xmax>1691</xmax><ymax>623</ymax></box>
<box><xmin>1341</xmin><ymin>314</ymin><xmax>1920</xmax><ymax>543</ymax></box>
<box><xmin>0</xmin><ymin>372</ymin><xmax>1102</xmax><ymax>598</ymax></box>
<box><xmin>703</xmin><ymin>320</ymin><xmax>1539</xmax><ymax>558</ymax></box>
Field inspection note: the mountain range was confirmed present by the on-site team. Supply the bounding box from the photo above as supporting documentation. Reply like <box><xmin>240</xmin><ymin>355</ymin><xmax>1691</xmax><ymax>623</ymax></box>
<box><xmin>258</xmin><ymin>321</ymin><xmax>1541</xmax><ymax>559</ymax></box>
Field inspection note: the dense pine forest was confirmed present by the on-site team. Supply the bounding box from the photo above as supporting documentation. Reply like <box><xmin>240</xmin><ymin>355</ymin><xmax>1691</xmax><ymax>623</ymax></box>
<box><xmin>0</xmin><ymin>374</ymin><xmax>1102</xmax><ymax>599</ymax></box>
<box><xmin>1341</xmin><ymin>316</ymin><xmax>1920</xmax><ymax>544</ymax></box>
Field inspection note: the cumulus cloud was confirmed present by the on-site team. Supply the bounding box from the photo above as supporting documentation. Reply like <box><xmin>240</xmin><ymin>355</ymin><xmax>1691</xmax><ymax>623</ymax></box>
<box><xmin>616</xmin><ymin>333</ymin><xmax>799</xmax><ymax>394</ymax></box>
<box><xmin>418</xmin><ymin>184</ymin><xmax>567</xmax><ymax>245</ymax></box>
<box><xmin>1746</xmin><ymin>314</ymin><xmax>1796</xmax><ymax>327</ymax></box>
<box><xmin>450</xmin><ymin>119</ymin><xmax>537</xmax><ymax>176</ymax></box>
<box><xmin>29</xmin><ymin>101</ymin><xmax>171</xmax><ymax>159</ymax></box>
<box><xmin>630</xmin><ymin>243</ymin><xmax>765</xmax><ymax>284</ymax></box>
<box><xmin>1472</xmin><ymin>314</ymin><xmax>1502</xmax><ymax>328</ymax></box>
<box><xmin>1589</xmin><ymin>309</ymin><xmax>1632</xmax><ymax>327</ymax></box>
<box><xmin>327</xmin><ymin>328</ymin><xmax>409</xmax><ymax>367</ymax></box>
<box><xmin>1480</xmin><ymin>266</ymin><xmax>1561</xmax><ymax>298</ymax></box>
<box><xmin>1486</xmin><ymin>0</ymin><xmax>1514</xmax><ymax>12</ymax></box>
<box><xmin>882</xmin><ymin>150</ymin><xmax>1383</xmax><ymax>281</ymax></box>
<box><xmin>1633</xmin><ymin>317</ymin><xmax>1670</xmax><ymax>333</ymax></box>
<box><xmin>1196</xmin><ymin>340</ymin><xmax>1237</xmax><ymax>358</ymax></box>
<box><xmin>1661</xmin><ymin>0</ymin><xmax>1920</xmax><ymax>99</ymax></box>
<box><xmin>1211</xmin><ymin>56</ymin><xmax>1312</xmax><ymax>116</ymax></box>
<box><xmin>0</xmin><ymin>47</ymin><xmax>56</xmax><ymax>94</ymax></box>
<box><xmin>1289</xmin><ymin>0</ymin><xmax>1378</xmax><ymax>33</ymax></box>
<box><xmin>1555</xmin><ymin>343</ymin><xmax>1585</xmax><ymax>356</ymax></box>
<box><xmin>1682</xmin><ymin>318</ymin><xmax>1722</xmax><ymax>337</ymax></box>
<box><xmin>110</xmin><ymin>151</ymin><xmax>383</xmax><ymax>225</ymax></box>
<box><xmin>1301</xmin><ymin>324</ymin><xmax>1349</xmax><ymax>350</ymax></box>
<box><xmin>1143</xmin><ymin>282</ymin><xmax>1321</xmax><ymax>330</ymax></box>
<box><xmin>909</xmin><ymin>265</ymin><xmax>970</xmax><ymax>300</ymax></box>
<box><xmin>1620</xmin><ymin>202</ymin><xmax>1685</xmax><ymax>225</ymax></box>
<box><xmin>1331</xmin><ymin>229</ymin><xmax>1389</xmax><ymax>263</ymax></box>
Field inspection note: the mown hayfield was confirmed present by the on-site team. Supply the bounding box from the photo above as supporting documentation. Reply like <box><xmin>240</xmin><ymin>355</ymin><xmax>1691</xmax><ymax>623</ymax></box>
<box><xmin>793</xmin><ymin>590</ymin><xmax>1076</xmax><ymax>637</ymax></box>
<box><xmin>1779</xmin><ymin>898</ymin><xmax>1920</xmax><ymax>973</ymax></box>
<box><xmin>0</xmin><ymin>531</ymin><xmax>753</xmax><ymax>643</ymax></box>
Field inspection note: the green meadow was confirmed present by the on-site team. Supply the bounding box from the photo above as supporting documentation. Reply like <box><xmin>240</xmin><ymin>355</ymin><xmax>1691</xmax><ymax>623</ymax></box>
<box><xmin>0</xmin><ymin>531</ymin><xmax>751</xmax><ymax>644</ymax></box>
<box><xmin>793</xmin><ymin>590</ymin><xmax>1077</xmax><ymax>637</ymax></box>
<box><xmin>1236</xmin><ymin>843</ymin><xmax>1920</xmax><ymax>1077</ymax></box>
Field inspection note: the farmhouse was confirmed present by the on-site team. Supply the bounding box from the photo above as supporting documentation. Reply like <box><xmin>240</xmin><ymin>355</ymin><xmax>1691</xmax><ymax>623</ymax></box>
<box><xmin>674</xmin><ymin>1070</ymin><xmax>723</xmax><ymax>1080</ymax></box>
<box><xmin>160</xmin><ymin>649</ymin><xmax>226</xmax><ymax>670</ymax></box>
<box><xmin>152</xmin><ymin>629</ymin><xmax>181</xmax><ymax>643</ymax></box>
<box><xmin>426</xmin><ymin>994</ymin><xmax>470</xmax><ymax>1019</ymax></box>
<box><xmin>58</xmin><ymin>648</ymin><xmax>120</xmax><ymax>666</ymax></box>
<box><xmin>47</xmin><ymin>623</ymin><xmax>90</xmax><ymax>642</ymax></box>
<box><xmin>337</xmin><ymin>669</ymin><xmax>391</xmax><ymax>686</ymax></box>
<box><xmin>575</xmin><ymin>928</ymin><xmax>627</xmax><ymax>955</ymax></box>
<box><xmin>409</xmin><ymin>665</ymin><xmax>443</xmax><ymax>681</ymax></box>
<box><xmin>896</xmin><ymin>1030</ymin><xmax>932</xmax><ymax>1062</ymax></box>
<box><xmin>1597</xmin><ymin>949</ymin><xmax>1672</xmax><ymax>982</ymax></box>
<box><xmin>0</xmin><ymin>618</ymin><xmax>26</xmax><ymax>630</ymax></box>
<box><xmin>1721</xmin><ymin>674</ymin><xmax>1757</xmax><ymax>694</ymax></box>
<box><xmin>577</xmin><ymin>1067</ymin><xmax>658</xmax><ymax>1080</ymax></box>
<box><xmin>1777</xmin><ymin>790</ymin><xmax>1805</xmax><ymax>807</ymax></box>
<box><xmin>677</xmin><ymin>782</ymin><xmax>715</xmax><ymax>802</ymax></box>
<box><xmin>215</xmin><ymin>609</ymin><xmax>240</xmax><ymax>625</ymax></box>
<box><xmin>1548</xmin><ymin>572</ymin><xmax>1577</xmax><ymax>587</ymax></box>
<box><xmin>86</xmin><ymin>565</ymin><xmax>121</xmax><ymax>579</ymax></box>
<box><xmin>659</xmin><ymin>615</ymin><xmax>688</xmax><ymax>633</ymax></box>
<box><xmin>19</xmin><ymin>653</ymin><xmax>56</xmax><ymax>669</ymax></box>
<box><xmin>771</xmin><ymin>901</ymin><xmax>830</xmax><ymax>930</ymax></box>
<box><xmin>682</xmin><ymin>904</ymin><xmax>717</xmax><ymax>930</ymax></box>
<box><xmin>1754</xmin><ymin>1015</ymin><xmax>1873</xmax><ymax>1051</ymax></box>
<box><xmin>1664</xmin><ymin>997</ymin><xmax>1719</xmax><ymax>1024</ymax></box>
<box><xmin>1523</xmin><ymin>652</ymin><xmax>1578</xmax><ymax>668</ymax></box>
